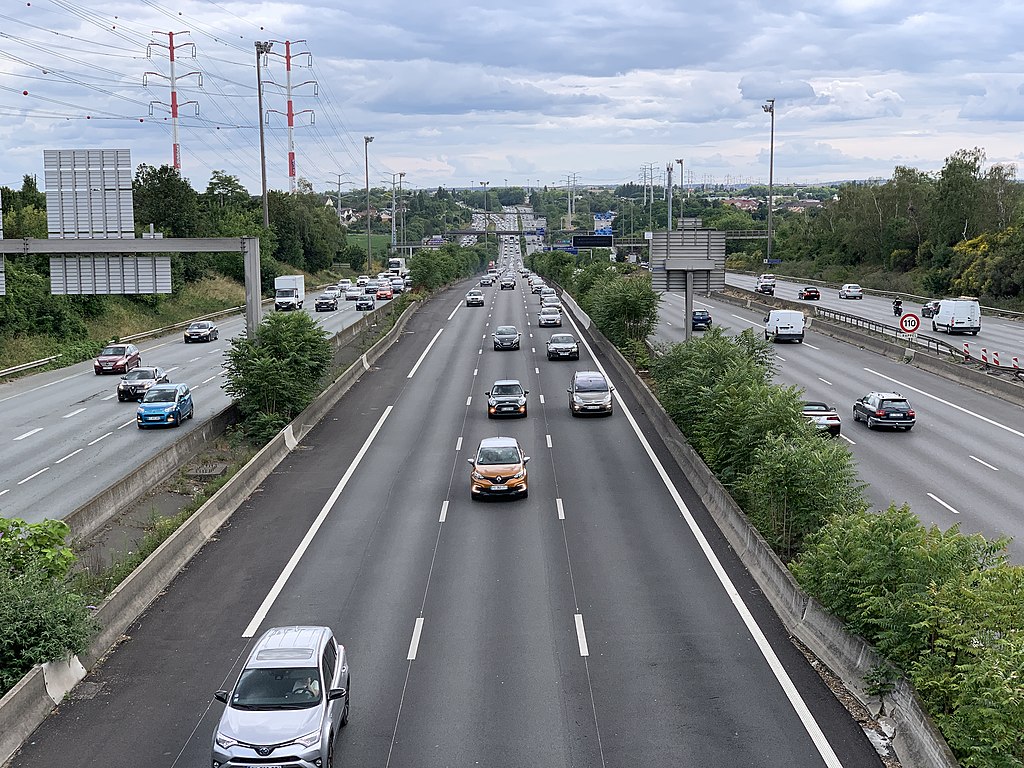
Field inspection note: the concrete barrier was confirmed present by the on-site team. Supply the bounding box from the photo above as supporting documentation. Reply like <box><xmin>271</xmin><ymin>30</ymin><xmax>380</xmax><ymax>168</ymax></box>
<box><xmin>0</xmin><ymin>301</ymin><xmax>420</xmax><ymax>768</ymax></box>
<box><xmin>568</xmin><ymin>293</ymin><xmax>959</xmax><ymax>768</ymax></box>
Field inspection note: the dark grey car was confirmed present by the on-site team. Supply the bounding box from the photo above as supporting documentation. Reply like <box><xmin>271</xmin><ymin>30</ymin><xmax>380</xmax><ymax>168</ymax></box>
<box><xmin>184</xmin><ymin>321</ymin><xmax>219</xmax><ymax>343</ymax></box>
<box><xmin>212</xmin><ymin>626</ymin><xmax>349</xmax><ymax>768</ymax></box>
<box><xmin>117</xmin><ymin>366</ymin><xmax>168</xmax><ymax>402</ymax></box>
<box><xmin>568</xmin><ymin>370</ymin><xmax>614</xmax><ymax>416</ymax></box>
<box><xmin>492</xmin><ymin>325</ymin><xmax>521</xmax><ymax>350</ymax></box>
<box><xmin>546</xmin><ymin>333</ymin><xmax>579</xmax><ymax>360</ymax></box>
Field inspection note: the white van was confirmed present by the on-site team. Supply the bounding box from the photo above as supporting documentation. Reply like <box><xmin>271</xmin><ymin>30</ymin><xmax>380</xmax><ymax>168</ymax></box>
<box><xmin>931</xmin><ymin>298</ymin><xmax>981</xmax><ymax>335</ymax></box>
<box><xmin>764</xmin><ymin>309</ymin><xmax>806</xmax><ymax>343</ymax></box>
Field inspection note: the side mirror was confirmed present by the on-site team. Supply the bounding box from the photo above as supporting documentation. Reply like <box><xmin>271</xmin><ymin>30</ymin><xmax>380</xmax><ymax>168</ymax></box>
<box><xmin>467</xmin><ymin>458</ymin><xmax>475</xmax><ymax>465</ymax></box>
<box><xmin>609</xmin><ymin>386</ymin><xmax>615</xmax><ymax>391</ymax></box>
<box><xmin>120</xmin><ymin>374</ymin><xmax>127</xmax><ymax>380</ymax></box>
<box><xmin>214</xmin><ymin>690</ymin><xmax>229</xmax><ymax>703</ymax></box>
<box><xmin>523</xmin><ymin>456</ymin><xmax>531</xmax><ymax>463</ymax></box>
<box><xmin>327</xmin><ymin>687</ymin><xmax>347</xmax><ymax>701</ymax></box>
<box><xmin>566</xmin><ymin>388</ymin><xmax>572</xmax><ymax>393</ymax></box>
<box><xmin>524</xmin><ymin>390</ymin><xmax>529</xmax><ymax>395</ymax></box>
<box><xmin>763</xmin><ymin>316</ymin><xmax>769</xmax><ymax>322</ymax></box>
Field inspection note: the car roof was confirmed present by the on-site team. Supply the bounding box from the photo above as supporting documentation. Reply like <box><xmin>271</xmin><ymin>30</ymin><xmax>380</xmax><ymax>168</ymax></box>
<box><xmin>247</xmin><ymin>625</ymin><xmax>333</xmax><ymax>668</ymax></box>
<box><xmin>573</xmin><ymin>370</ymin><xmax>606</xmax><ymax>381</ymax></box>
<box><xmin>478</xmin><ymin>436</ymin><xmax>521</xmax><ymax>449</ymax></box>
<box><xmin>492</xmin><ymin>379</ymin><xmax>522</xmax><ymax>386</ymax></box>
<box><xmin>867</xmin><ymin>391</ymin><xmax>906</xmax><ymax>399</ymax></box>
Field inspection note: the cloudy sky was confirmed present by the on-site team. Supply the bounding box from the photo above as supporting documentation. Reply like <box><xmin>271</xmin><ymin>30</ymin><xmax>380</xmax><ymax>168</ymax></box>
<box><xmin>1</xmin><ymin>0</ymin><xmax>1022</xmax><ymax>196</ymax></box>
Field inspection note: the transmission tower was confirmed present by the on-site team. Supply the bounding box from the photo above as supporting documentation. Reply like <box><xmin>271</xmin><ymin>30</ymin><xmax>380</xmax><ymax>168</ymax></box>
<box><xmin>145</xmin><ymin>31</ymin><xmax>202</xmax><ymax>170</ymax></box>
<box><xmin>266</xmin><ymin>40</ymin><xmax>318</xmax><ymax>193</ymax></box>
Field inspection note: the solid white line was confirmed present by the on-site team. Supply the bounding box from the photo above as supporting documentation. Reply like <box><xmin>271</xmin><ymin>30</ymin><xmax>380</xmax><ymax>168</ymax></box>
<box><xmin>202</xmin><ymin>375</ymin><xmax>218</xmax><ymax>384</ymax></box>
<box><xmin>546</xmin><ymin>434</ymin><xmax>552</xmax><ymax>448</ymax></box>
<box><xmin>928</xmin><ymin>492</ymin><xmax>960</xmax><ymax>514</ymax></box>
<box><xmin>13</xmin><ymin>428</ymin><xmax>43</xmax><ymax>441</ymax></box>
<box><xmin>563</xmin><ymin>311</ymin><xmax>845</xmax><ymax>768</ymax></box>
<box><xmin>466</xmin><ymin>396</ymin><xmax>472</xmax><ymax>406</ymax></box>
<box><xmin>447</xmin><ymin>303</ymin><xmax>460</xmax><ymax>321</ymax></box>
<box><xmin>539</xmin><ymin>394</ymin><xmax>545</xmax><ymax>404</ymax></box>
<box><xmin>407</xmin><ymin>617</ymin><xmax>425</xmax><ymax>660</ymax></box>
<box><xmin>817</xmin><ymin>377</ymin><xmax>833</xmax><ymax>386</ymax></box>
<box><xmin>17</xmin><ymin>467</ymin><xmax>49</xmax><ymax>485</ymax></box>
<box><xmin>55</xmin><ymin>448</ymin><xmax>83</xmax><ymax>464</ymax></box>
<box><xmin>574</xmin><ymin>613</ymin><xmax>589</xmax><ymax>656</ymax></box>
<box><xmin>969</xmin><ymin>455</ymin><xmax>999</xmax><ymax>471</ymax></box>
<box><xmin>88</xmin><ymin>432</ymin><xmax>113</xmax><ymax>446</ymax></box>
<box><xmin>407</xmin><ymin>329</ymin><xmax>444</xmax><ymax>379</ymax></box>
<box><xmin>439</xmin><ymin>500</ymin><xmax>449</xmax><ymax>523</ymax></box>
<box><xmin>243</xmin><ymin>406</ymin><xmax>394</xmax><ymax>637</ymax></box>
<box><xmin>556</xmin><ymin>498</ymin><xmax>565</xmax><ymax>520</ymax></box>
<box><xmin>864</xmin><ymin>367</ymin><xmax>1024</xmax><ymax>439</ymax></box>
<box><xmin>63</xmin><ymin>408</ymin><xmax>87</xmax><ymax>419</ymax></box>
<box><xmin>118</xmin><ymin>419</ymin><xmax>135</xmax><ymax>430</ymax></box>
<box><xmin>840</xmin><ymin>434</ymin><xmax>855</xmax><ymax>445</ymax></box>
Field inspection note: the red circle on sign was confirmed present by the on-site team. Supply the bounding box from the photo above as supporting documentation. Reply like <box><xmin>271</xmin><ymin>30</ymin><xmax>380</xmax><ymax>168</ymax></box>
<box><xmin>899</xmin><ymin>313</ymin><xmax>920</xmax><ymax>333</ymax></box>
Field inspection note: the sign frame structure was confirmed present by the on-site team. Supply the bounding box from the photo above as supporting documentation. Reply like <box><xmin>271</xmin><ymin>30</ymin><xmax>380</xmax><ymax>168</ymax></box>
<box><xmin>44</xmin><ymin>148</ymin><xmax>135</xmax><ymax>240</ymax></box>
<box><xmin>898</xmin><ymin>313</ymin><xmax>921</xmax><ymax>334</ymax></box>
<box><xmin>571</xmin><ymin>234</ymin><xmax>614</xmax><ymax>248</ymax></box>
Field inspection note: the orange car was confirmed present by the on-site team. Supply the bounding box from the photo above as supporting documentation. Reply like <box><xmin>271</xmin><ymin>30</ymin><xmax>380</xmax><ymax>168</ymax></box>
<box><xmin>468</xmin><ymin>436</ymin><xmax>530</xmax><ymax>500</ymax></box>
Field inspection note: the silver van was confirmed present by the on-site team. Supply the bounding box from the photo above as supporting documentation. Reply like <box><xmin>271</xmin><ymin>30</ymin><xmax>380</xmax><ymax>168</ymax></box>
<box><xmin>212</xmin><ymin>626</ymin><xmax>350</xmax><ymax>768</ymax></box>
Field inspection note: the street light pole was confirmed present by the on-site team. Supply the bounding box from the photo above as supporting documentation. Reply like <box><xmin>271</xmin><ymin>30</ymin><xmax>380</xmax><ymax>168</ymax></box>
<box><xmin>762</xmin><ymin>99</ymin><xmax>775</xmax><ymax>267</ymax></box>
<box><xmin>255</xmin><ymin>41</ymin><xmax>273</xmax><ymax>229</ymax></box>
<box><xmin>398</xmin><ymin>171</ymin><xmax>406</xmax><ymax>252</ymax></box>
<box><xmin>364</xmin><ymin>135</ymin><xmax>374</xmax><ymax>273</ymax></box>
<box><xmin>480</xmin><ymin>180</ymin><xmax>490</xmax><ymax>247</ymax></box>
<box><xmin>326</xmin><ymin>173</ymin><xmax>352</xmax><ymax>224</ymax></box>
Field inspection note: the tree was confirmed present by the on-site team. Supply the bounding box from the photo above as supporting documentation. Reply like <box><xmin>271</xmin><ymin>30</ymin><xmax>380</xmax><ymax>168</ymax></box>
<box><xmin>133</xmin><ymin>164</ymin><xmax>200</xmax><ymax>237</ymax></box>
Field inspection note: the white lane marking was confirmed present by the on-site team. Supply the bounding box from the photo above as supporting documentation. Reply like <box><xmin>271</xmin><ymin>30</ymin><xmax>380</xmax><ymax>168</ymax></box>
<box><xmin>447</xmin><ymin>304</ymin><xmax>460</xmax><ymax>321</ymax></box>
<box><xmin>88</xmin><ymin>432</ymin><xmax>113</xmax><ymax>446</ymax></box>
<box><xmin>546</xmin><ymin>434</ymin><xmax>552</xmax><ymax>448</ymax></box>
<box><xmin>775</xmin><ymin>355</ymin><xmax>786</xmax><ymax>362</ymax></box>
<box><xmin>165</xmin><ymin>366</ymin><xmax>180</xmax><ymax>373</ymax></box>
<box><xmin>407</xmin><ymin>617</ymin><xmax>425</xmax><ymax>660</ymax></box>
<box><xmin>243</xmin><ymin>406</ymin><xmax>394</xmax><ymax>637</ymax></box>
<box><xmin>0</xmin><ymin>489</ymin><xmax>7</xmax><ymax>497</ymax></box>
<box><xmin>407</xmin><ymin>328</ymin><xmax>444</xmax><ymax>379</ymax></box>
<box><xmin>17</xmin><ymin>467</ymin><xmax>49</xmax><ymax>485</ymax></box>
<box><xmin>13</xmin><ymin>428</ymin><xmax>43</xmax><ymax>441</ymax></box>
<box><xmin>666</xmin><ymin>321</ymin><xmax>672</xmax><ymax>326</ymax></box>
<box><xmin>439</xmin><ymin>500</ymin><xmax>449</xmax><ymax>523</ymax></box>
<box><xmin>55</xmin><ymin>448</ymin><xmax>83</xmax><ymax>464</ymax></box>
<box><xmin>529</xmin><ymin>332</ymin><xmax>534</xmax><ymax>338</ymax></box>
<box><xmin>574</xmin><ymin>613</ymin><xmax>589</xmax><ymax>657</ymax></box>
<box><xmin>207</xmin><ymin>348</ymin><xmax>221</xmax><ymax>354</ymax></box>
<box><xmin>539</xmin><ymin>394</ymin><xmax>546</xmax><ymax>404</ymax></box>
<box><xmin>556</xmin><ymin>498</ymin><xmax>565</xmax><ymax>520</ymax></box>
<box><xmin>803</xmin><ymin>343</ymin><xmax>821</xmax><ymax>350</ymax></box>
<box><xmin>864</xmin><ymin>367</ymin><xmax>1024</xmax><ymax>440</ymax></box>
<box><xmin>472</xmin><ymin>368</ymin><xmax>478</xmax><ymax>377</ymax></box>
<box><xmin>928</xmin><ymin>492</ymin><xmax>960</xmax><ymax>514</ymax></box>
<box><xmin>202</xmin><ymin>374</ymin><xmax>218</xmax><ymax>384</ymax></box>
<box><xmin>969</xmin><ymin>456</ymin><xmax>999</xmax><ymax>471</ymax></box>
<box><xmin>455</xmin><ymin>436</ymin><xmax>462</xmax><ymax>451</ymax></box>
<box><xmin>817</xmin><ymin>378</ymin><xmax>833</xmax><ymax>386</ymax></box>
<box><xmin>466</xmin><ymin>396</ymin><xmax>472</xmax><ymax>406</ymax></box>
<box><xmin>102</xmin><ymin>394</ymin><xmax>117</xmax><ymax>401</ymax></box>
<box><xmin>564</xmin><ymin>311</ymin><xmax>845</xmax><ymax>768</ymax></box>
<box><xmin>731</xmin><ymin>314</ymin><xmax>760</xmax><ymax>326</ymax></box>
<box><xmin>535</xmin><ymin>367</ymin><xmax>540</xmax><ymax>374</ymax></box>
<box><xmin>532</xmin><ymin>347</ymin><xmax>536</xmax><ymax>353</ymax></box>
<box><xmin>0</xmin><ymin>371</ymin><xmax>88</xmax><ymax>403</ymax></box>
<box><xmin>840</xmin><ymin>434</ymin><xmax>856</xmax><ymax>445</ymax></box>
<box><xmin>478</xmin><ymin>349</ymin><xmax>482</xmax><ymax>355</ymax></box>
<box><xmin>118</xmin><ymin>419</ymin><xmax>135</xmax><ymax>430</ymax></box>
<box><xmin>188</xmin><ymin>357</ymin><xmax>202</xmax><ymax>363</ymax></box>
<box><xmin>63</xmin><ymin>408</ymin><xmax>86</xmax><ymax>419</ymax></box>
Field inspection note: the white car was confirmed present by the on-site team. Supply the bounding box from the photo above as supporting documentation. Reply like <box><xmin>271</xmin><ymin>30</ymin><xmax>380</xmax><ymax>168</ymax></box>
<box><xmin>839</xmin><ymin>283</ymin><xmax>864</xmax><ymax>299</ymax></box>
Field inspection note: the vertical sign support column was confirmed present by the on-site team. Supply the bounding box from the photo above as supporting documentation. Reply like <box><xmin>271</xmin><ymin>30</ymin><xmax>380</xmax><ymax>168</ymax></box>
<box><xmin>243</xmin><ymin>237</ymin><xmax>262</xmax><ymax>338</ymax></box>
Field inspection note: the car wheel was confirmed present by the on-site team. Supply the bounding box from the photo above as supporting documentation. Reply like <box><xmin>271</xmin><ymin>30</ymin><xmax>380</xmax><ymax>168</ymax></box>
<box><xmin>521</xmin><ymin>487</ymin><xmax>529</xmax><ymax>499</ymax></box>
<box><xmin>852</xmin><ymin>410</ymin><xmax>860</xmax><ymax>423</ymax></box>
<box><xmin>327</xmin><ymin>740</ymin><xmax>335</xmax><ymax>768</ymax></box>
<box><xmin>866</xmin><ymin>416</ymin><xmax>877</xmax><ymax>430</ymax></box>
<box><xmin>340</xmin><ymin>678</ymin><xmax>350</xmax><ymax>726</ymax></box>
<box><xmin>904</xmin><ymin>425</ymin><xmax>914</xmax><ymax>431</ymax></box>
<box><xmin>184</xmin><ymin>337</ymin><xmax>190</xmax><ymax>343</ymax></box>
<box><xmin>493</xmin><ymin>344</ymin><xmax>499</xmax><ymax>351</ymax></box>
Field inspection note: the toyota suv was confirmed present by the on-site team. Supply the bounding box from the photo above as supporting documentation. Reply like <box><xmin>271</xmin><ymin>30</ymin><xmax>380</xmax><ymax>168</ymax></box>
<box><xmin>468</xmin><ymin>436</ymin><xmax>530</xmax><ymax>499</ymax></box>
<box><xmin>568</xmin><ymin>370</ymin><xmax>614</xmax><ymax>416</ymax></box>
<box><xmin>212</xmin><ymin>625</ymin><xmax>350</xmax><ymax>768</ymax></box>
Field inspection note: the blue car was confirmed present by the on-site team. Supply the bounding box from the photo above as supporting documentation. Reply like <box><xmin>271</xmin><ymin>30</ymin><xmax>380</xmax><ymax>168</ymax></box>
<box><xmin>137</xmin><ymin>382</ymin><xmax>194</xmax><ymax>428</ymax></box>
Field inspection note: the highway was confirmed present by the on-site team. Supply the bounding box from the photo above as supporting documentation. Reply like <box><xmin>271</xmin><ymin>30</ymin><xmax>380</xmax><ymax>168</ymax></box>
<box><xmin>657</xmin><ymin>290</ymin><xmax>1024</xmax><ymax>562</ymax></box>
<box><xmin>726</xmin><ymin>272</ymin><xmax>1024</xmax><ymax>361</ymax></box>
<box><xmin>0</xmin><ymin>293</ymin><xmax>390</xmax><ymax>524</ymax></box>
<box><xmin>11</xmin><ymin>279</ymin><xmax>882</xmax><ymax>767</ymax></box>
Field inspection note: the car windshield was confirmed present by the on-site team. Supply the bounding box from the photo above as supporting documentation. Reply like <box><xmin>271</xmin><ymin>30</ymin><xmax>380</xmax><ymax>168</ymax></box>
<box><xmin>142</xmin><ymin>389</ymin><xmax>177</xmax><ymax>403</ymax></box>
<box><xmin>124</xmin><ymin>369</ymin><xmax>156</xmax><ymax>381</ymax></box>
<box><xmin>491</xmin><ymin>384</ymin><xmax>523</xmax><ymax>396</ymax></box>
<box><xmin>549</xmin><ymin>335</ymin><xmax>574</xmax><ymax>344</ymax></box>
<box><xmin>231</xmin><ymin>667</ymin><xmax>321</xmax><ymax>710</ymax></box>
<box><xmin>100</xmin><ymin>346</ymin><xmax>127</xmax><ymax>356</ymax></box>
<box><xmin>496</xmin><ymin>326</ymin><xmax>517</xmax><ymax>335</ymax></box>
<box><xmin>477</xmin><ymin>447</ymin><xmax>521</xmax><ymax>465</ymax></box>
<box><xmin>575</xmin><ymin>377</ymin><xmax>608</xmax><ymax>392</ymax></box>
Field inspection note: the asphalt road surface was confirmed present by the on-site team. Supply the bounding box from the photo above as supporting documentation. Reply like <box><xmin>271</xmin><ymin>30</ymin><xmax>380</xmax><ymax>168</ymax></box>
<box><xmin>0</xmin><ymin>295</ymin><xmax>389</xmax><ymax>523</ymax></box>
<box><xmin>11</xmin><ymin>280</ymin><xmax>882</xmax><ymax>768</ymax></box>
<box><xmin>657</xmin><ymin>290</ymin><xmax>1024</xmax><ymax>562</ymax></box>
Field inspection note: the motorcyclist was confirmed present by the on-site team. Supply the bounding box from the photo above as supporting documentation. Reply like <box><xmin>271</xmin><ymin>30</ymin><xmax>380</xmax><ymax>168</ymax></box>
<box><xmin>892</xmin><ymin>296</ymin><xmax>903</xmax><ymax>315</ymax></box>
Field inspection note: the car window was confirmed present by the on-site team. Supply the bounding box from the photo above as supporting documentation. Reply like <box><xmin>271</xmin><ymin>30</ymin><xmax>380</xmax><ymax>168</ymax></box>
<box><xmin>478</xmin><ymin>447</ymin><xmax>521</xmax><ymax>464</ymax></box>
<box><xmin>881</xmin><ymin>399</ymin><xmax>911</xmax><ymax>411</ymax></box>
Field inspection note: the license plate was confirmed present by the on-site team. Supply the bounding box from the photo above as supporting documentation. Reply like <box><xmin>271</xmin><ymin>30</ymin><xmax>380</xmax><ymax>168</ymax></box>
<box><xmin>889</xmin><ymin>413</ymin><xmax>903</xmax><ymax>419</ymax></box>
<box><xmin>237</xmin><ymin>765</ymin><xmax>283</xmax><ymax>768</ymax></box>
<box><xmin>490</xmin><ymin>484</ymin><xmax>507</xmax><ymax>491</ymax></box>
<box><xmin>145</xmin><ymin>415</ymin><xmax>161</xmax><ymax>421</ymax></box>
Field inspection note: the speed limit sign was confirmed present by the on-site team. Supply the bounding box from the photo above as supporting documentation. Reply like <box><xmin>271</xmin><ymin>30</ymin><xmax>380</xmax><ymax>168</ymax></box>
<box><xmin>899</xmin><ymin>313</ymin><xmax>920</xmax><ymax>333</ymax></box>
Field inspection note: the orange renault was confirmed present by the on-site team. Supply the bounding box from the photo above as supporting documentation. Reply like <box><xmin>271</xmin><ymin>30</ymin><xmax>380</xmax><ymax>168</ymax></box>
<box><xmin>468</xmin><ymin>436</ymin><xmax>530</xmax><ymax>500</ymax></box>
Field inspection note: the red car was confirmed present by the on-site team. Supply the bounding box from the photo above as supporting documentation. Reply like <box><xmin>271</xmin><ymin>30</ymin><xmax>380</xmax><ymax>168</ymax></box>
<box><xmin>798</xmin><ymin>287</ymin><xmax>821</xmax><ymax>300</ymax></box>
<box><xmin>376</xmin><ymin>285</ymin><xmax>393</xmax><ymax>300</ymax></box>
<box><xmin>94</xmin><ymin>343</ymin><xmax>141</xmax><ymax>375</ymax></box>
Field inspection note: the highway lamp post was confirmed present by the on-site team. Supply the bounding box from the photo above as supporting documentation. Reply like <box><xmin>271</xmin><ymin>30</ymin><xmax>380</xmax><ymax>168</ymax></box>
<box><xmin>762</xmin><ymin>98</ymin><xmax>775</xmax><ymax>267</ymax></box>
<box><xmin>384</xmin><ymin>172</ymin><xmax>400</xmax><ymax>249</ymax></box>
<box><xmin>364</xmin><ymin>135</ymin><xmax>374</xmax><ymax>273</ymax></box>
<box><xmin>398</xmin><ymin>171</ymin><xmax>406</xmax><ymax>252</ymax></box>
<box><xmin>255</xmin><ymin>41</ymin><xmax>273</xmax><ymax>229</ymax></box>
<box><xmin>480</xmin><ymin>180</ymin><xmax>490</xmax><ymax>247</ymax></box>
<box><xmin>326</xmin><ymin>173</ymin><xmax>353</xmax><ymax>225</ymax></box>
<box><xmin>675</xmin><ymin>158</ymin><xmax>684</xmax><ymax>217</ymax></box>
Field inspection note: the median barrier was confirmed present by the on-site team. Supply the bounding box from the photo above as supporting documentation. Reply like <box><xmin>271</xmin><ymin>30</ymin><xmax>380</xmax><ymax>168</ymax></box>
<box><xmin>565</xmin><ymin>292</ymin><xmax>958</xmax><ymax>768</ymax></box>
<box><xmin>0</xmin><ymin>301</ymin><xmax>420</xmax><ymax>767</ymax></box>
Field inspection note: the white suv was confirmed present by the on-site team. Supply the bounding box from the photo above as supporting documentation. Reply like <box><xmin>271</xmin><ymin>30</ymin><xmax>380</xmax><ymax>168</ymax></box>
<box><xmin>839</xmin><ymin>283</ymin><xmax>864</xmax><ymax>299</ymax></box>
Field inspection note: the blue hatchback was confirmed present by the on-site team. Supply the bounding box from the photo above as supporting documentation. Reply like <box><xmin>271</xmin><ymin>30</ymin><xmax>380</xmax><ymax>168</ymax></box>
<box><xmin>137</xmin><ymin>382</ymin><xmax>194</xmax><ymax>428</ymax></box>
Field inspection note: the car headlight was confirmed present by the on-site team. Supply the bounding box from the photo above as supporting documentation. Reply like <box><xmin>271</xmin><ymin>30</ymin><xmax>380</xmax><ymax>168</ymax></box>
<box><xmin>517</xmin><ymin>398</ymin><xmax>526</xmax><ymax>406</ymax></box>
<box><xmin>291</xmin><ymin>730</ymin><xmax>321</xmax><ymax>749</ymax></box>
<box><xmin>165</xmin><ymin>405</ymin><xmax>177</xmax><ymax>413</ymax></box>
<box><xmin>214</xmin><ymin>732</ymin><xmax>239</xmax><ymax>749</ymax></box>
<box><xmin>573</xmin><ymin>394</ymin><xmax>585</xmax><ymax>404</ymax></box>
<box><xmin>512</xmin><ymin>469</ymin><xmax>526</xmax><ymax>479</ymax></box>
<box><xmin>471</xmin><ymin>470</ymin><xmax>486</xmax><ymax>481</ymax></box>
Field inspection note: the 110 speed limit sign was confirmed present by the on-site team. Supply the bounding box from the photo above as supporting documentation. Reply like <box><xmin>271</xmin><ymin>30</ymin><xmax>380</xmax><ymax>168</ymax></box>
<box><xmin>899</xmin><ymin>313</ymin><xmax>920</xmax><ymax>333</ymax></box>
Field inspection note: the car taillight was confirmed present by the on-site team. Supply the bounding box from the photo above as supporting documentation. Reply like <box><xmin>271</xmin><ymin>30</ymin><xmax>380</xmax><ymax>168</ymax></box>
<box><xmin>827</xmin><ymin>416</ymin><xmax>840</xmax><ymax>422</ymax></box>
<box><xmin>875</xmin><ymin>410</ymin><xmax>887</xmax><ymax>418</ymax></box>
<box><xmin>907</xmin><ymin>409</ymin><xmax>916</xmax><ymax>418</ymax></box>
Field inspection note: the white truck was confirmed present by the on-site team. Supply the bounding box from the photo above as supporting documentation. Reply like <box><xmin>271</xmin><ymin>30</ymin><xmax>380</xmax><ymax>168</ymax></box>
<box><xmin>931</xmin><ymin>298</ymin><xmax>981</xmax><ymax>335</ymax></box>
<box><xmin>764</xmin><ymin>309</ymin><xmax>806</xmax><ymax>343</ymax></box>
<box><xmin>274</xmin><ymin>275</ymin><xmax>305</xmax><ymax>311</ymax></box>
<box><xmin>387</xmin><ymin>257</ymin><xmax>409</xmax><ymax>278</ymax></box>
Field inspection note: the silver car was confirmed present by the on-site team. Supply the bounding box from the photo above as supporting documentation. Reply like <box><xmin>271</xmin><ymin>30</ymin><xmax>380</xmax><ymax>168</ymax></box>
<box><xmin>568</xmin><ymin>370</ymin><xmax>614</xmax><ymax>416</ymax></box>
<box><xmin>213</xmin><ymin>626</ymin><xmax>350</xmax><ymax>768</ymax></box>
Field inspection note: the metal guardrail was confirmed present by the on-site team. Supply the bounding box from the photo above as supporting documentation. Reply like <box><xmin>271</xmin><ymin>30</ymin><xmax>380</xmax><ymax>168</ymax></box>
<box><xmin>813</xmin><ymin>306</ymin><xmax>959</xmax><ymax>358</ymax></box>
<box><xmin>0</xmin><ymin>355</ymin><xmax>61</xmax><ymax>378</ymax></box>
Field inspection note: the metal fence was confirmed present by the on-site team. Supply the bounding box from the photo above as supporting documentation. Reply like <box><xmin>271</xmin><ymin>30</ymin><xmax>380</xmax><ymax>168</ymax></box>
<box><xmin>812</xmin><ymin>306</ymin><xmax>959</xmax><ymax>358</ymax></box>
